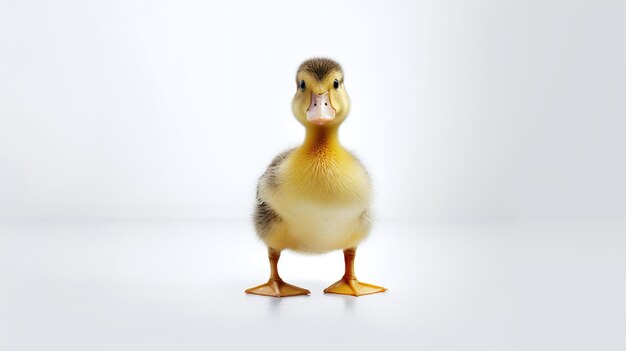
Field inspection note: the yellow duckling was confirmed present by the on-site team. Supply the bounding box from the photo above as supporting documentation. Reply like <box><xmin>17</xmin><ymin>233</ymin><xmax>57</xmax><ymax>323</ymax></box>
<box><xmin>246</xmin><ymin>58</ymin><xmax>387</xmax><ymax>297</ymax></box>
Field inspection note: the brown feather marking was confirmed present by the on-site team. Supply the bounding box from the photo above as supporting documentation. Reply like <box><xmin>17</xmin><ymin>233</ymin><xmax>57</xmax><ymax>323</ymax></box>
<box><xmin>253</xmin><ymin>148</ymin><xmax>295</xmax><ymax>238</ymax></box>
<box><xmin>264</xmin><ymin>148</ymin><xmax>295</xmax><ymax>189</ymax></box>
<box><xmin>297</xmin><ymin>58</ymin><xmax>342</xmax><ymax>81</ymax></box>
<box><xmin>253</xmin><ymin>201</ymin><xmax>281</xmax><ymax>239</ymax></box>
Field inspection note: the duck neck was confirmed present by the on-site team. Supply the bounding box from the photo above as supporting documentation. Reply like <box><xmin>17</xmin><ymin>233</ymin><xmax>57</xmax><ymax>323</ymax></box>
<box><xmin>302</xmin><ymin>125</ymin><xmax>342</xmax><ymax>155</ymax></box>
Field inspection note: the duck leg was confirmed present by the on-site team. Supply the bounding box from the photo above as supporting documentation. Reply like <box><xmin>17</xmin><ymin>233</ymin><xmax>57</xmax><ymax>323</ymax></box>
<box><xmin>245</xmin><ymin>247</ymin><xmax>310</xmax><ymax>297</ymax></box>
<box><xmin>324</xmin><ymin>248</ymin><xmax>387</xmax><ymax>296</ymax></box>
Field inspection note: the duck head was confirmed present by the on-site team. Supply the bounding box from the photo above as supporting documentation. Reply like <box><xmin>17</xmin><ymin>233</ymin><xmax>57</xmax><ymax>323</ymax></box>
<box><xmin>292</xmin><ymin>58</ymin><xmax>351</xmax><ymax>128</ymax></box>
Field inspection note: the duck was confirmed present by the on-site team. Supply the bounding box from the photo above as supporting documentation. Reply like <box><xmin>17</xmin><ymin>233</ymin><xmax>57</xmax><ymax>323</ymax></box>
<box><xmin>245</xmin><ymin>58</ymin><xmax>387</xmax><ymax>297</ymax></box>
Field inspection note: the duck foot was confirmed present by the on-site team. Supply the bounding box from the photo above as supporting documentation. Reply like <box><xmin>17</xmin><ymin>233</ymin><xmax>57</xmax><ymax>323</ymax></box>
<box><xmin>246</xmin><ymin>278</ymin><xmax>310</xmax><ymax>298</ymax></box>
<box><xmin>324</xmin><ymin>277</ymin><xmax>387</xmax><ymax>296</ymax></box>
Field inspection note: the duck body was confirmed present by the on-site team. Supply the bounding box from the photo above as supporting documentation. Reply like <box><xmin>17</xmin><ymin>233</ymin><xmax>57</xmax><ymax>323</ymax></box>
<box><xmin>246</xmin><ymin>58</ymin><xmax>386</xmax><ymax>297</ymax></box>
<box><xmin>255</xmin><ymin>129</ymin><xmax>372</xmax><ymax>253</ymax></box>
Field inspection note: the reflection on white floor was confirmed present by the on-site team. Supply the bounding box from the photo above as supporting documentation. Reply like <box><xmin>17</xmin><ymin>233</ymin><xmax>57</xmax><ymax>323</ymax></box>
<box><xmin>0</xmin><ymin>220</ymin><xmax>624</xmax><ymax>350</ymax></box>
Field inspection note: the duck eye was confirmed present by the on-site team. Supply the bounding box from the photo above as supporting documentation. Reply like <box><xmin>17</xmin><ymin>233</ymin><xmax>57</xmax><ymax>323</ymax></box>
<box><xmin>333</xmin><ymin>79</ymin><xmax>339</xmax><ymax>89</ymax></box>
<box><xmin>299</xmin><ymin>80</ymin><xmax>306</xmax><ymax>90</ymax></box>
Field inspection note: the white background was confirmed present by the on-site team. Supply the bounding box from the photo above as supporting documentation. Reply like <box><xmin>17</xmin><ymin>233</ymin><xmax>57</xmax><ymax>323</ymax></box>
<box><xmin>2</xmin><ymin>0</ymin><xmax>625</xmax><ymax>222</ymax></box>
<box><xmin>1</xmin><ymin>1</ymin><xmax>625</xmax><ymax>350</ymax></box>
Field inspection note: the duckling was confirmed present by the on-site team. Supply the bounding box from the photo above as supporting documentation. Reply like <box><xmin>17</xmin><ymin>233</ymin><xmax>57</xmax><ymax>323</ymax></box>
<box><xmin>245</xmin><ymin>58</ymin><xmax>387</xmax><ymax>297</ymax></box>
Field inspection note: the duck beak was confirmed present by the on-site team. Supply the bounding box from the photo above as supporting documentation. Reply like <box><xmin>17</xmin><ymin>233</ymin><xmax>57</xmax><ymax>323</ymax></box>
<box><xmin>306</xmin><ymin>92</ymin><xmax>335</xmax><ymax>125</ymax></box>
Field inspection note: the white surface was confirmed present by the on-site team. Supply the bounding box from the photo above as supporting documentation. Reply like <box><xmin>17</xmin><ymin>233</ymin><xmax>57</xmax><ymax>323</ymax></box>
<box><xmin>1</xmin><ymin>220</ymin><xmax>625</xmax><ymax>350</ymax></box>
<box><xmin>1</xmin><ymin>0</ymin><xmax>626</xmax><ymax>221</ymax></box>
